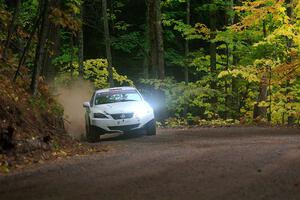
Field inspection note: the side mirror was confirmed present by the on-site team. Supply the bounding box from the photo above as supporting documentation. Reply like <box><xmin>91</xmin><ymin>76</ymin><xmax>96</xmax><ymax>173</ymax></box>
<box><xmin>83</xmin><ymin>102</ymin><xmax>90</xmax><ymax>108</ymax></box>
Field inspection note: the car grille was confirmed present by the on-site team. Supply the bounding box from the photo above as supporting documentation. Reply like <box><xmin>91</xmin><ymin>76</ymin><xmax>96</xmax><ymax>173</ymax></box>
<box><xmin>111</xmin><ymin>113</ymin><xmax>134</xmax><ymax>120</ymax></box>
<box><xmin>108</xmin><ymin>124</ymin><xmax>139</xmax><ymax>132</ymax></box>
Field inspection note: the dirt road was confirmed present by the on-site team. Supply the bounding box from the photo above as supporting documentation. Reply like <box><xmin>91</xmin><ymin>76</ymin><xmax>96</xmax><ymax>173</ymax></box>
<box><xmin>1</xmin><ymin>127</ymin><xmax>300</xmax><ymax>200</ymax></box>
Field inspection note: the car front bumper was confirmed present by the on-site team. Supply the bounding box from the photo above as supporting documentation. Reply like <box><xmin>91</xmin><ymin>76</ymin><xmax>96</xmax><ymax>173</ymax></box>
<box><xmin>90</xmin><ymin>113</ymin><xmax>154</xmax><ymax>133</ymax></box>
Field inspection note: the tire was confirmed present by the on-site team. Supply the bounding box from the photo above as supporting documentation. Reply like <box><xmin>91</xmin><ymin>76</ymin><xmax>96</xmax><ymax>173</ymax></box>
<box><xmin>146</xmin><ymin>120</ymin><xmax>156</xmax><ymax>136</ymax></box>
<box><xmin>86</xmin><ymin>120</ymin><xmax>100</xmax><ymax>142</ymax></box>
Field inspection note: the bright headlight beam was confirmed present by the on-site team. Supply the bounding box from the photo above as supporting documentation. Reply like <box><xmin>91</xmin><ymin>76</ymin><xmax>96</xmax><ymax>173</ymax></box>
<box><xmin>134</xmin><ymin>106</ymin><xmax>149</xmax><ymax>117</ymax></box>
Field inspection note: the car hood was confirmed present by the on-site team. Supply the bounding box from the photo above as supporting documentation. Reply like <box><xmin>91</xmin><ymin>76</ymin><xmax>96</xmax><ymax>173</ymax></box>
<box><xmin>93</xmin><ymin>101</ymin><xmax>151</xmax><ymax>114</ymax></box>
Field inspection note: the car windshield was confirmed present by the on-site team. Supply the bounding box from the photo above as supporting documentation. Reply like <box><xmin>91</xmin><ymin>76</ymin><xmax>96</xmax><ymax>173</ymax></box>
<box><xmin>94</xmin><ymin>90</ymin><xmax>142</xmax><ymax>105</ymax></box>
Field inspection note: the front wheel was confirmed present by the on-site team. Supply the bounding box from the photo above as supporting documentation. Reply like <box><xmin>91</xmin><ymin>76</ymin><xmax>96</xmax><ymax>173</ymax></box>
<box><xmin>86</xmin><ymin>121</ymin><xmax>100</xmax><ymax>142</ymax></box>
<box><xmin>146</xmin><ymin>120</ymin><xmax>156</xmax><ymax>136</ymax></box>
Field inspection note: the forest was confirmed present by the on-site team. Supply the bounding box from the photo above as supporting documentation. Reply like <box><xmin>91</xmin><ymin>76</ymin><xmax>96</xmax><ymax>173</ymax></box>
<box><xmin>0</xmin><ymin>0</ymin><xmax>300</xmax><ymax>129</ymax></box>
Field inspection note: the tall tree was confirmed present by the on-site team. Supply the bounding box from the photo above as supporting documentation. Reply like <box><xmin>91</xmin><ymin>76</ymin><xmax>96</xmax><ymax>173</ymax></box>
<box><xmin>184</xmin><ymin>0</ymin><xmax>190</xmax><ymax>84</ymax></box>
<box><xmin>146</xmin><ymin>0</ymin><xmax>165</xmax><ymax>79</ymax></box>
<box><xmin>102</xmin><ymin>0</ymin><xmax>114</xmax><ymax>87</ymax></box>
<box><xmin>231</xmin><ymin>0</ymin><xmax>240</xmax><ymax>118</ymax></box>
<box><xmin>209</xmin><ymin>0</ymin><xmax>217</xmax><ymax>104</ymax></box>
<box><xmin>13</xmin><ymin>10</ymin><xmax>42</xmax><ymax>82</ymax></box>
<box><xmin>2</xmin><ymin>0</ymin><xmax>20</xmax><ymax>60</ymax></box>
<box><xmin>78</xmin><ymin>4</ymin><xmax>84</xmax><ymax>77</ymax></box>
<box><xmin>143</xmin><ymin>0</ymin><xmax>150</xmax><ymax>79</ymax></box>
<box><xmin>253</xmin><ymin>16</ymin><xmax>269</xmax><ymax>120</ymax></box>
<box><xmin>286</xmin><ymin>0</ymin><xmax>295</xmax><ymax>125</ymax></box>
<box><xmin>42</xmin><ymin>0</ymin><xmax>61</xmax><ymax>83</ymax></box>
<box><xmin>253</xmin><ymin>73</ymin><xmax>268</xmax><ymax>120</ymax></box>
<box><xmin>30</xmin><ymin>0</ymin><xmax>50</xmax><ymax>96</ymax></box>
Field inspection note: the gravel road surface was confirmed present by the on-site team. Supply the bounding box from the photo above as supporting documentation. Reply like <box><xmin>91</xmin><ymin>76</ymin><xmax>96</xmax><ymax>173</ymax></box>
<box><xmin>1</xmin><ymin>127</ymin><xmax>300</xmax><ymax>200</ymax></box>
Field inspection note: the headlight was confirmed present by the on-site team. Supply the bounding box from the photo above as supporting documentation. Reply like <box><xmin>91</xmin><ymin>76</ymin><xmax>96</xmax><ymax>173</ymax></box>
<box><xmin>134</xmin><ymin>107</ymin><xmax>151</xmax><ymax>118</ymax></box>
<box><xmin>94</xmin><ymin>113</ymin><xmax>108</xmax><ymax>118</ymax></box>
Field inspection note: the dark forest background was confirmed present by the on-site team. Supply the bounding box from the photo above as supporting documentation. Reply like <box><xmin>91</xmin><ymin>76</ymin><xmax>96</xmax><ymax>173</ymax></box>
<box><xmin>1</xmin><ymin>0</ymin><xmax>300</xmax><ymax>126</ymax></box>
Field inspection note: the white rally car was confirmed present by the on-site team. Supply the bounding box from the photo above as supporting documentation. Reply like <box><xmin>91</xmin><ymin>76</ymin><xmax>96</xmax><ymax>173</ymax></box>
<box><xmin>83</xmin><ymin>87</ymin><xmax>156</xmax><ymax>142</ymax></box>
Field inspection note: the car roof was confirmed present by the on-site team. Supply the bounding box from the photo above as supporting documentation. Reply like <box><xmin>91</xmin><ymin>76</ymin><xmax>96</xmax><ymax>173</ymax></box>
<box><xmin>95</xmin><ymin>86</ymin><xmax>137</xmax><ymax>93</ymax></box>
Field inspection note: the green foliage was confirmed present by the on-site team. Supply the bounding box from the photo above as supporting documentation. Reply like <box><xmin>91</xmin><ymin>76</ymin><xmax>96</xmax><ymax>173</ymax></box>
<box><xmin>29</xmin><ymin>95</ymin><xmax>64</xmax><ymax>118</ymax></box>
<box><xmin>0</xmin><ymin>162</ymin><xmax>10</xmax><ymax>173</ymax></box>
<box><xmin>197</xmin><ymin>118</ymin><xmax>240</xmax><ymax>126</ymax></box>
<box><xmin>164</xmin><ymin>117</ymin><xmax>188</xmax><ymax>128</ymax></box>
<box><xmin>2</xmin><ymin>0</ymin><xmax>300</xmax><ymax>128</ymax></box>
<box><xmin>19</xmin><ymin>0</ymin><xmax>39</xmax><ymax>27</ymax></box>
<box><xmin>140</xmin><ymin>78</ymin><xmax>221</xmax><ymax>119</ymax></box>
<box><xmin>52</xmin><ymin>45</ymin><xmax>78</xmax><ymax>68</ymax></box>
<box><xmin>162</xmin><ymin>16</ymin><xmax>210</xmax><ymax>40</ymax></box>
<box><xmin>64</xmin><ymin>0</ymin><xmax>82</xmax><ymax>14</ymax></box>
<box><xmin>218</xmin><ymin>68</ymin><xmax>259</xmax><ymax>83</ymax></box>
<box><xmin>55</xmin><ymin>59</ymin><xmax>133</xmax><ymax>89</ymax></box>
<box><xmin>82</xmin><ymin>59</ymin><xmax>133</xmax><ymax>88</ymax></box>
<box><xmin>50</xmin><ymin>0</ymin><xmax>82</xmax><ymax>33</ymax></box>
<box><xmin>111</xmin><ymin>32</ymin><xmax>143</xmax><ymax>53</ymax></box>
<box><xmin>160</xmin><ymin>117</ymin><xmax>240</xmax><ymax>128</ymax></box>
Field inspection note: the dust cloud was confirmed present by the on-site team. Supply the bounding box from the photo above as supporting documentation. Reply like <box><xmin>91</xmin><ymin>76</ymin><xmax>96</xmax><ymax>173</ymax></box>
<box><xmin>55</xmin><ymin>79</ymin><xmax>94</xmax><ymax>139</ymax></box>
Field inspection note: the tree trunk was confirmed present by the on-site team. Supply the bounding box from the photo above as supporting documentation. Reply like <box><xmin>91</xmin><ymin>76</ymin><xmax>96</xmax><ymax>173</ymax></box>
<box><xmin>2</xmin><ymin>0</ymin><xmax>21</xmax><ymax>60</ymax></box>
<box><xmin>155</xmin><ymin>0</ymin><xmax>165</xmax><ymax>79</ymax></box>
<box><xmin>224</xmin><ymin>43</ymin><xmax>230</xmax><ymax>119</ymax></box>
<box><xmin>262</xmin><ymin>20</ymin><xmax>267</xmax><ymax>38</ymax></box>
<box><xmin>13</xmin><ymin>12</ymin><xmax>42</xmax><ymax>82</ymax></box>
<box><xmin>102</xmin><ymin>0</ymin><xmax>114</xmax><ymax>87</ymax></box>
<box><xmin>143</xmin><ymin>0</ymin><xmax>150</xmax><ymax>79</ymax></box>
<box><xmin>231</xmin><ymin>0</ymin><xmax>241</xmax><ymax>119</ymax></box>
<box><xmin>43</xmin><ymin>24</ymin><xmax>60</xmax><ymax>83</ymax></box>
<box><xmin>286</xmin><ymin>0</ymin><xmax>295</xmax><ymax>125</ymax></box>
<box><xmin>253</xmin><ymin>73</ymin><xmax>268</xmax><ymax>120</ymax></box>
<box><xmin>209</xmin><ymin>6</ymin><xmax>216</xmax><ymax>88</ymax></box>
<box><xmin>146</xmin><ymin>0</ymin><xmax>165</xmax><ymax>79</ymax></box>
<box><xmin>147</xmin><ymin>0</ymin><xmax>157</xmax><ymax>78</ymax></box>
<box><xmin>42</xmin><ymin>0</ymin><xmax>61</xmax><ymax>83</ymax></box>
<box><xmin>70</xmin><ymin>35</ymin><xmax>74</xmax><ymax>79</ymax></box>
<box><xmin>267</xmin><ymin>66</ymin><xmax>272</xmax><ymax>122</ymax></box>
<box><xmin>143</xmin><ymin>56</ymin><xmax>149</xmax><ymax>79</ymax></box>
<box><xmin>184</xmin><ymin>0</ymin><xmax>190</xmax><ymax>84</ymax></box>
<box><xmin>253</xmin><ymin>19</ymin><xmax>268</xmax><ymax>120</ymax></box>
<box><xmin>78</xmin><ymin>4</ymin><xmax>84</xmax><ymax>77</ymax></box>
<box><xmin>253</xmin><ymin>80</ymin><xmax>268</xmax><ymax>121</ymax></box>
<box><xmin>224</xmin><ymin>0</ymin><xmax>235</xmax><ymax>119</ymax></box>
<box><xmin>209</xmin><ymin>1</ymin><xmax>217</xmax><ymax>106</ymax></box>
<box><xmin>30</xmin><ymin>0</ymin><xmax>50</xmax><ymax>96</ymax></box>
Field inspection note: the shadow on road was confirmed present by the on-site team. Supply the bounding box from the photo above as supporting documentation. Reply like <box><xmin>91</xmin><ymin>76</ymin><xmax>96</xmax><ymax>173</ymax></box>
<box><xmin>100</xmin><ymin>130</ymin><xmax>146</xmax><ymax>142</ymax></box>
